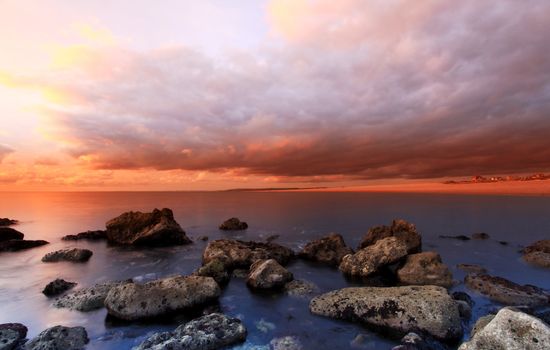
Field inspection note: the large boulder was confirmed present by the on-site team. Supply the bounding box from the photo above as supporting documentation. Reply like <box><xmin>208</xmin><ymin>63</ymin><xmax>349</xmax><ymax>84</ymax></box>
<box><xmin>54</xmin><ymin>281</ymin><xmax>123</xmax><ymax>311</ymax></box>
<box><xmin>339</xmin><ymin>237</ymin><xmax>408</xmax><ymax>278</ymax></box>
<box><xmin>202</xmin><ymin>239</ymin><xmax>294</xmax><ymax>268</ymax></box>
<box><xmin>41</xmin><ymin>248</ymin><xmax>93</xmax><ymax>263</ymax></box>
<box><xmin>25</xmin><ymin>326</ymin><xmax>88</xmax><ymax>350</ymax></box>
<box><xmin>62</xmin><ymin>230</ymin><xmax>107</xmax><ymax>241</ymax></box>
<box><xmin>0</xmin><ymin>239</ymin><xmax>48</xmax><ymax>252</ymax></box>
<box><xmin>0</xmin><ymin>227</ymin><xmax>24</xmax><ymax>242</ymax></box>
<box><xmin>105</xmin><ymin>275</ymin><xmax>220</xmax><ymax>320</ymax></box>
<box><xmin>135</xmin><ymin>313</ymin><xmax>246</xmax><ymax>350</ymax></box>
<box><xmin>0</xmin><ymin>323</ymin><xmax>27</xmax><ymax>350</ymax></box>
<box><xmin>458</xmin><ymin>307</ymin><xmax>550</xmax><ymax>350</ymax></box>
<box><xmin>465</xmin><ymin>274</ymin><xmax>550</xmax><ymax>306</ymax></box>
<box><xmin>0</xmin><ymin>218</ymin><xmax>18</xmax><ymax>226</ymax></box>
<box><xmin>298</xmin><ymin>233</ymin><xmax>353</xmax><ymax>266</ymax></box>
<box><xmin>359</xmin><ymin>219</ymin><xmax>421</xmax><ymax>253</ymax></box>
<box><xmin>397</xmin><ymin>252</ymin><xmax>453</xmax><ymax>288</ymax></box>
<box><xmin>522</xmin><ymin>240</ymin><xmax>550</xmax><ymax>269</ymax></box>
<box><xmin>247</xmin><ymin>259</ymin><xmax>293</xmax><ymax>289</ymax></box>
<box><xmin>42</xmin><ymin>279</ymin><xmax>77</xmax><ymax>297</ymax></box>
<box><xmin>309</xmin><ymin>285</ymin><xmax>463</xmax><ymax>341</ymax></box>
<box><xmin>105</xmin><ymin>208</ymin><xmax>191</xmax><ymax>246</ymax></box>
<box><xmin>219</xmin><ymin>217</ymin><xmax>248</xmax><ymax>231</ymax></box>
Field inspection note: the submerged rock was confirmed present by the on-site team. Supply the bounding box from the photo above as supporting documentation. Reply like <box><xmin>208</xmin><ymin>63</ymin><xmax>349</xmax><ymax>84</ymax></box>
<box><xmin>0</xmin><ymin>227</ymin><xmax>24</xmax><ymax>242</ymax></box>
<box><xmin>458</xmin><ymin>308</ymin><xmax>550</xmax><ymax>350</ymax></box>
<box><xmin>309</xmin><ymin>285</ymin><xmax>463</xmax><ymax>341</ymax></box>
<box><xmin>465</xmin><ymin>273</ymin><xmax>550</xmax><ymax>306</ymax></box>
<box><xmin>0</xmin><ymin>239</ymin><xmax>49</xmax><ymax>252</ymax></box>
<box><xmin>42</xmin><ymin>278</ymin><xmax>77</xmax><ymax>297</ymax></box>
<box><xmin>471</xmin><ymin>233</ymin><xmax>490</xmax><ymax>240</ymax></box>
<box><xmin>522</xmin><ymin>240</ymin><xmax>550</xmax><ymax>269</ymax></box>
<box><xmin>135</xmin><ymin>313</ymin><xmax>246</xmax><ymax>350</ymax></box>
<box><xmin>202</xmin><ymin>239</ymin><xmax>294</xmax><ymax>268</ymax></box>
<box><xmin>397</xmin><ymin>252</ymin><xmax>453</xmax><ymax>288</ymax></box>
<box><xmin>0</xmin><ymin>323</ymin><xmax>27</xmax><ymax>350</ymax></box>
<box><xmin>456</xmin><ymin>264</ymin><xmax>487</xmax><ymax>274</ymax></box>
<box><xmin>270</xmin><ymin>336</ymin><xmax>303</xmax><ymax>350</ymax></box>
<box><xmin>439</xmin><ymin>235</ymin><xmax>470</xmax><ymax>241</ymax></box>
<box><xmin>105</xmin><ymin>275</ymin><xmax>220</xmax><ymax>320</ymax></box>
<box><xmin>284</xmin><ymin>280</ymin><xmax>318</xmax><ymax>297</ymax></box>
<box><xmin>247</xmin><ymin>259</ymin><xmax>293</xmax><ymax>289</ymax></box>
<box><xmin>62</xmin><ymin>230</ymin><xmax>107</xmax><ymax>241</ymax></box>
<box><xmin>41</xmin><ymin>248</ymin><xmax>93</xmax><ymax>263</ymax></box>
<box><xmin>25</xmin><ymin>325</ymin><xmax>88</xmax><ymax>350</ymax></box>
<box><xmin>219</xmin><ymin>217</ymin><xmax>248</xmax><ymax>231</ymax></box>
<box><xmin>359</xmin><ymin>219</ymin><xmax>421</xmax><ymax>253</ymax></box>
<box><xmin>54</xmin><ymin>281</ymin><xmax>122</xmax><ymax>311</ymax></box>
<box><xmin>194</xmin><ymin>259</ymin><xmax>230</xmax><ymax>285</ymax></box>
<box><xmin>0</xmin><ymin>218</ymin><xmax>18</xmax><ymax>226</ymax></box>
<box><xmin>298</xmin><ymin>233</ymin><xmax>353</xmax><ymax>266</ymax></box>
<box><xmin>105</xmin><ymin>208</ymin><xmax>191</xmax><ymax>246</ymax></box>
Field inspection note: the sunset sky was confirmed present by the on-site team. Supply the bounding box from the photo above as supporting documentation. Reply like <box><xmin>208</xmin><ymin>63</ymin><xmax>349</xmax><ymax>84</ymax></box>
<box><xmin>1</xmin><ymin>0</ymin><xmax>550</xmax><ymax>191</ymax></box>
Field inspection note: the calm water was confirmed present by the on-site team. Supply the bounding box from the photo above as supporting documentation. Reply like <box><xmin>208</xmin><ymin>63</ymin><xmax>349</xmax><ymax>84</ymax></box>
<box><xmin>1</xmin><ymin>191</ymin><xmax>549</xmax><ymax>349</ymax></box>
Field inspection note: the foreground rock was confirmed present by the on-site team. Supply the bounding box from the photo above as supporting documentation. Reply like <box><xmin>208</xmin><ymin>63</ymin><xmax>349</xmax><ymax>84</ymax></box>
<box><xmin>25</xmin><ymin>326</ymin><xmax>88</xmax><ymax>350</ymax></box>
<box><xmin>193</xmin><ymin>259</ymin><xmax>230</xmax><ymax>285</ymax></box>
<box><xmin>392</xmin><ymin>332</ymin><xmax>448</xmax><ymax>350</ymax></box>
<box><xmin>0</xmin><ymin>218</ymin><xmax>18</xmax><ymax>226</ymax></box>
<box><xmin>219</xmin><ymin>217</ymin><xmax>248</xmax><ymax>231</ymax></box>
<box><xmin>522</xmin><ymin>240</ymin><xmax>550</xmax><ymax>269</ymax></box>
<box><xmin>62</xmin><ymin>230</ymin><xmax>107</xmax><ymax>241</ymax></box>
<box><xmin>397</xmin><ymin>252</ymin><xmax>453</xmax><ymax>288</ymax></box>
<box><xmin>106</xmin><ymin>208</ymin><xmax>191</xmax><ymax>246</ymax></box>
<box><xmin>202</xmin><ymin>239</ymin><xmax>294</xmax><ymax>268</ymax></box>
<box><xmin>42</xmin><ymin>248</ymin><xmax>93</xmax><ymax>263</ymax></box>
<box><xmin>458</xmin><ymin>307</ymin><xmax>550</xmax><ymax>350</ymax></box>
<box><xmin>298</xmin><ymin>233</ymin><xmax>353</xmax><ymax>266</ymax></box>
<box><xmin>42</xmin><ymin>278</ymin><xmax>77</xmax><ymax>297</ymax></box>
<box><xmin>0</xmin><ymin>239</ymin><xmax>49</xmax><ymax>252</ymax></box>
<box><xmin>0</xmin><ymin>323</ymin><xmax>27</xmax><ymax>350</ymax></box>
<box><xmin>339</xmin><ymin>237</ymin><xmax>408</xmax><ymax>278</ymax></box>
<box><xmin>105</xmin><ymin>275</ymin><xmax>220</xmax><ymax>320</ymax></box>
<box><xmin>247</xmin><ymin>259</ymin><xmax>293</xmax><ymax>289</ymax></box>
<box><xmin>465</xmin><ymin>273</ymin><xmax>549</xmax><ymax>306</ymax></box>
<box><xmin>54</xmin><ymin>281</ymin><xmax>122</xmax><ymax>311</ymax></box>
<box><xmin>309</xmin><ymin>285</ymin><xmax>462</xmax><ymax>341</ymax></box>
<box><xmin>359</xmin><ymin>219</ymin><xmax>421</xmax><ymax>253</ymax></box>
<box><xmin>135</xmin><ymin>313</ymin><xmax>246</xmax><ymax>350</ymax></box>
<box><xmin>0</xmin><ymin>227</ymin><xmax>24</xmax><ymax>242</ymax></box>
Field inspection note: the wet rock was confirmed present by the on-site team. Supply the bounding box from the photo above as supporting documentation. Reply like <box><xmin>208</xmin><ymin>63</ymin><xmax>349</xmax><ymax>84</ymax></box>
<box><xmin>105</xmin><ymin>275</ymin><xmax>220</xmax><ymax>320</ymax></box>
<box><xmin>339</xmin><ymin>237</ymin><xmax>408</xmax><ymax>278</ymax></box>
<box><xmin>266</xmin><ymin>234</ymin><xmax>280</xmax><ymax>243</ymax></box>
<box><xmin>359</xmin><ymin>219</ymin><xmax>421</xmax><ymax>253</ymax></box>
<box><xmin>309</xmin><ymin>285</ymin><xmax>463</xmax><ymax>341</ymax></box>
<box><xmin>471</xmin><ymin>233</ymin><xmax>489</xmax><ymax>240</ymax></box>
<box><xmin>0</xmin><ymin>239</ymin><xmax>49</xmax><ymax>252</ymax></box>
<box><xmin>62</xmin><ymin>230</ymin><xmax>107</xmax><ymax>241</ymax></box>
<box><xmin>397</xmin><ymin>252</ymin><xmax>453</xmax><ymax>288</ymax></box>
<box><xmin>202</xmin><ymin>239</ymin><xmax>294</xmax><ymax>268</ymax></box>
<box><xmin>298</xmin><ymin>233</ymin><xmax>353</xmax><ymax>266</ymax></box>
<box><xmin>451</xmin><ymin>292</ymin><xmax>474</xmax><ymax>307</ymax></box>
<box><xmin>232</xmin><ymin>269</ymin><xmax>249</xmax><ymax>278</ymax></box>
<box><xmin>247</xmin><ymin>259</ymin><xmax>293</xmax><ymax>289</ymax></box>
<box><xmin>25</xmin><ymin>325</ymin><xmax>88</xmax><ymax>350</ymax></box>
<box><xmin>284</xmin><ymin>280</ymin><xmax>318</xmax><ymax>297</ymax></box>
<box><xmin>458</xmin><ymin>307</ymin><xmax>550</xmax><ymax>350</ymax></box>
<box><xmin>464</xmin><ymin>273</ymin><xmax>550</xmax><ymax>306</ymax></box>
<box><xmin>0</xmin><ymin>218</ymin><xmax>18</xmax><ymax>227</ymax></box>
<box><xmin>439</xmin><ymin>235</ymin><xmax>470</xmax><ymax>241</ymax></box>
<box><xmin>522</xmin><ymin>240</ymin><xmax>550</xmax><ymax>269</ymax></box>
<box><xmin>392</xmin><ymin>332</ymin><xmax>449</xmax><ymax>350</ymax></box>
<box><xmin>105</xmin><ymin>208</ymin><xmax>191</xmax><ymax>246</ymax></box>
<box><xmin>135</xmin><ymin>313</ymin><xmax>246</xmax><ymax>350</ymax></box>
<box><xmin>456</xmin><ymin>264</ymin><xmax>487</xmax><ymax>274</ymax></box>
<box><xmin>470</xmin><ymin>314</ymin><xmax>495</xmax><ymax>337</ymax></box>
<box><xmin>54</xmin><ymin>281</ymin><xmax>122</xmax><ymax>311</ymax></box>
<box><xmin>523</xmin><ymin>239</ymin><xmax>550</xmax><ymax>254</ymax></box>
<box><xmin>219</xmin><ymin>217</ymin><xmax>248</xmax><ymax>231</ymax></box>
<box><xmin>194</xmin><ymin>259</ymin><xmax>230</xmax><ymax>285</ymax></box>
<box><xmin>42</xmin><ymin>278</ymin><xmax>77</xmax><ymax>297</ymax></box>
<box><xmin>0</xmin><ymin>227</ymin><xmax>24</xmax><ymax>242</ymax></box>
<box><xmin>41</xmin><ymin>248</ymin><xmax>93</xmax><ymax>263</ymax></box>
<box><xmin>0</xmin><ymin>324</ymin><xmax>27</xmax><ymax>339</ymax></box>
<box><xmin>455</xmin><ymin>301</ymin><xmax>472</xmax><ymax>320</ymax></box>
<box><xmin>270</xmin><ymin>336</ymin><xmax>303</xmax><ymax>350</ymax></box>
<box><xmin>0</xmin><ymin>324</ymin><xmax>27</xmax><ymax>350</ymax></box>
<box><xmin>197</xmin><ymin>235</ymin><xmax>209</xmax><ymax>242</ymax></box>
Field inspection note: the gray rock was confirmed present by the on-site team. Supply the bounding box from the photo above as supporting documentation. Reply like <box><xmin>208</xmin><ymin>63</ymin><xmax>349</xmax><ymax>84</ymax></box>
<box><xmin>298</xmin><ymin>233</ymin><xmax>353</xmax><ymax>266</ymax></box>
<box><xmin>309</xmin><ymin>285</ymin><xmax>463</xmax><ymax>341</ymax></box>
<box><xmin>194</xmin><ymin>259</ymin><xmax>230</xmax><ymax>285</ymax></box>
<box><xmin>0</xmin><ymin>324</ymin><xmax>27</xmax><ymax>340</ymax></box>
<box><xmin>397</xmin><ymin>252</ymin><xmax>453</xmax><ymax>288</ymax></box>
<box><xmin>42</xmin><ymin>279</ymin><xmax>77</xmax><ymax>297</ymax></box>
<box><xmin>284</xmin><ymin>280</ymin><xmax>318</xmax><ymax>297</ymax></box>
<box><xmin>456</xmin><ymin>264</ymin><xmax>487</xmax><ymax>274</ymax></box>
<box><xmin>42</xmin><ymin>248</ymin><xmax>93</xmax><ymax>263</ymax></box>
<box><xmin>359</xmin><ymin>219</ymin><xmax>421</xmax><ymax>253</ymax></box>
<box><xmin>54</xmin><ymin>281</ymin><xmax>122</xmax><ymax>311</ymax></box>
<box><xmin>25</xmin><ymin>326</ymin><xmax>88</xmax><ymax>350</ymax></box>
<box><xmin>465</xmin><ymin>274</ymin><xmax>549</xmax><ymax>306</ymax></box>
<box><xmin>247</xmin><ymin>259</ymin><xmax>293</xmax><ymax>289</ymax></box>
<box><xmin>0</xmin><ymin>227</ymin><xmax>24</xmax><ymax>242</ymax></box>
<box><xmin>219</xmin><ymin>218</ymin><xmax>248</xmax><ymax>231</ymax></box>
<box><xmin>269</xmin><ymin>336</ymin><xmax>302</xmax><ymax>350</ymax></box>
<box><xmin>202</xmin><ymin>239</ymin><xmax>294</xmax><ymax>268</ymax></box>
<box><xmin>0</xmin><ymin>329</ymin><xmax>20</xmax><ymax>350</ymax></box>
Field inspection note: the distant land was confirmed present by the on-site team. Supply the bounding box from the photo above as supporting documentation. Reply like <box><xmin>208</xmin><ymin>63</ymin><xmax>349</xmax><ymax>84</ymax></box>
<box><xmin>444</xmin><ymin>173</ymin><xmax>550</xmax><ymax>184</ymax></box>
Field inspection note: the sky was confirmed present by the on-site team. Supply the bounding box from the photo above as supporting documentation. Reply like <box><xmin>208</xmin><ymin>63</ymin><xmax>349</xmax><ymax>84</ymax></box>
<box><xmin>1</xmin><ymin>0</ymin><xmax>550</xmax><ymax>191</ymax></box>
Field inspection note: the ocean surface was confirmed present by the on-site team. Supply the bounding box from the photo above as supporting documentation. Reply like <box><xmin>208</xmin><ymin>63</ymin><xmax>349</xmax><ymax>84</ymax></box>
<box><xmin>1</xmin><ymin>191</ymin><xmax>549</xmax><ymax>349</ymax></box>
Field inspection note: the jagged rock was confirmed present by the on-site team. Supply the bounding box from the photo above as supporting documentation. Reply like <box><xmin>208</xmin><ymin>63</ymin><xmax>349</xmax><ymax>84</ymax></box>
<box><xmin>247</xmin><ymin>259</ymin><xmax>293</xmax><ymax>289</ymax></box>
<box><xmin>309</xmin><ymin>285</ymin><xmax>462</xmax><ymax>341</ymax></box>
<box><xmin>298</xmin><ymin>233</ymin><xmax>353</xmax><ymax>266</ymax></box>
<box><xmin>42</xmin><ymin>279</ymin><xmax>77</xmax><ymax>297</ymax></box>
<box><xmin>62</xmin><ymin>230</ymin><xmax>107</xmax><ymax>241</ymax></box>
<box><xmin>284</xmin><ymin>280</ymin><xmax>318</xmax><ymax>297</ymax></box>
<box><xmin>194</xmin><ymin>259</ymin><xmax>230</xmax><ymax>285</ymax></box>
<box><xmin>25</xmin><ymin>326</ymin><xmax>88</xmax><ymax>350</ymax></box>
<box><xmin>339</xmin><ymin>237</ymin><xmax>408</xmax><ymax>278</ymax></box>
<box><xmin>105</xmin><ymin>208</ymin><xmax>191</xmax><ymax>246</ymax></box>
<box><xmin>392</xmin><ymin>332</ymin><xmax>449</xmax><ymax>350</ymax></box>
<box><xmin>397</xmin><ymin>252</ymin><xmax>453</xmax><ymax>288</ymax></box>
<box><xmin>456</xmin><ymin>264</ymin><xmax>487</xmax><ymax>274</ymax></box>
<box><xmin>202</xmin><ymin>239</ymin><xmax>294</xmax><ymax>268</ymax></box>
<box><xmin>0</xmin><ymin>239</ymin><xmax>48</xmax><ymax>252</ymax></box>
<box><xmin>54</xmin><ymin>281</ymin><xmax>122</xmax><ymax>311</ymax></box>
<box><xmin>0</xmin><ymin>218</ymin><xmax>18</xmax><ymax>227</ymax></box>
<box><xmin>135</xmin><ymin>313</ymin><xmax>246</xmax><ymax>350</ymax></box>
<box><xmin>42</xmin><ymin>248</ymin><xmax>93</xmax><ymax>263</ymax></box>
<box><xmin>0</xmin><ymin>227</ymin><xmax>24</xmax><ymax>242</ymax></box>
<box><xmin>439</xmin><ymin>235</ymin><xmax>470</xmax><ymax>241</ymax></box>
<box><xmin>105</xmin><ymin>275</ymin><xmax>220</xmax><ymax>320</ymax></box>
<box><xmin>522</xmin><ymin>240</ymin><xmax>550</xmax><ymax>269</ymax></box>
<box><xmin>270</xmin><ymin>336</ymin><xmax>303</xmax><ymax>350</ymax></box>
<box><xmin>219</xmin><ymin>218</ymin><xmax>248</xmax><ymax>231</ymax></box>
<box><xmin>465</xmin><ymin>274</ymin><xmax>550</xmax><ymax>306</ymax></box>
<box><xmin>359</xmin><ymin>219</ymin><xmax>421</xmax><ymax>253</ymax></box>
<box><xmin>458</xmin><ymin>308</ymin><xmax>550</xmax><ymax>350</ymax></box>
<box><xmin>471</xmin><ymin>233</ymin><xmax>489</xmax><ymax>240</ymax></box>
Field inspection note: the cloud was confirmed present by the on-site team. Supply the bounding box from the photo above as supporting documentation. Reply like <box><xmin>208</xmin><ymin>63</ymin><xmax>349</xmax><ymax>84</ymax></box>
<box><xmin>0</xmin><ymin>144</ymin><xmax>13</xmax><ymax>163</ymax></box>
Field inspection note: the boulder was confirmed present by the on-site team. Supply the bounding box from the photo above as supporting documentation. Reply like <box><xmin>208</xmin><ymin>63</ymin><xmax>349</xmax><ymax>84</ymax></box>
<box><xmin>42</xmin><ymin>279</ymin><xmax>77</xmax><ymax>297</ymax></box>
<box><xmin>202</xmin><ymin>239</ymin><xmax>294</xmax><ymax>268</ymax></box>
<box><xmin>270</xmin><ymin>336</ymin><xmax>303</xmax><ymax>350</ymax></box>
<box><xmin>359</xmin><ymin>219</ymin><xmax>421</xmax><ymax>253</ymax></box>
<box><xmin>522</xmin><ymin>240</ymin><xmax>550</xmax><ymax>269</ymax></box>
<box><xmin>54</xmin><ymin>281</ymin><xmax>122</xmax><ymax>311</ymax></box>
<box><xmin>456</xmin><ymin>264</ymin><xmax>487</xmax><ymax>274</ymax></box>
<box><xmin>464</xmin><ymin>274</ymin><xmax>549</xmax><ymax>306</ymax></box>
<box><xmin>309</xmin><ymin>285</ymin><xmax>463</xmax><ymax>341</ymax></box>
<box><xmin>0</xmin><ymin>227</ymin><xmax>24</xmax><ymax>242</ymax></box>
<box><xmin>105</xmin><ymin>208</ymin><xmax>191</xmax><ymax>246</ymax></box>
<box><xmin>458</xmin><ymin>308</ymin><xmax>550</xmax><ymax>350</ymax></box>
<box><xmin>135</xmin><ymin>313</ymin><xmax>246</xmax><ymax>350</ymax></box>
<box><xmin>397</xmin><ymin>252</ymin><xmax>453</xmax><ymax>288</ymax></box>
<box><xmin>247</xmin><ymin>259</ymin><xmax>293</xmax><ymax>289</ymax></box>
<box><xmin>41</xmin><ymin>248</ymin><xmax>93</xmax><ymax>263</ymax></box>
<box><xmin>298</xmin><ymin>233</ymin><xmax>353</xmax><ymax>266</ymax></box>
<box><xmin>0</xmin><ymin>324</ymin><xmax>27</xmax><ymax>350</ymax></box>
<box><xmin>62</xmin><ymin>230</ymin><xmax>107</xmax><ymax>241</ymax></box>
<box><xmin>105</xmin><ymin>275</ymin><xmax>220</xmax><ymax>320</ymax></box>
<box><xmin>339</xmin><ymin>237</ymin><xmax>408</xmax><ymax>278</ymax></box>
<box><xmin>219</xmin><ymin>217</ymin><xmax>248</xmax><ymax>231</ymax></box>
<box><xmin>193</xmin><ymin>259</ymin><xmax>230</xmax><ymax>285</ymax></box>
<box><xmin>523</xmin><ymin>240</ymin><xmax>550</xmax><ymax>254</ymax></box>
<box><xmin>0</xmin><ymin>324</ymin><xmax>27</xmax><ymax>339</ymax></box>
<box><xmin>284</xmin><ymin>280</ymin><xmax>318</xmax><ymax>297</ymax></box>
<box><xmin>25</xmin><ymin>326</ymin><xmax>88</xmax><ymax>350</ymax></box>
<box><xmin>0</xmin><ymin>218</ymin><xmax>18</xmax><ymax>226</ymax></box>
<box><xmin>0</xmin><ymin>239</ymin><xmax>48</xmax><ymax>252</ymax></box>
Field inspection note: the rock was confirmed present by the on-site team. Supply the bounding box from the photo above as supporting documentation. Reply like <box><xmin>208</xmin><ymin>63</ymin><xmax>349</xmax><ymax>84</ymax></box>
<box><xmin>471</xmin><ymin>233</ymin><xmax>489</xmax><ymax>240</ymax></box>
<box><xmin>0</xmin><ymin>239</ymin><xmax>49</xmax><ymax>252</ymax></box>
<box><xmin>197</xmin><ymin>236</ymin><xmax>209</xmax><ymax>242</ymax></box>
<box><xmin>455</xmin><ymin>301</ymin><xmax>472</xmax><ymax>320</ymax></box>
<box><xmin>392</xmin><ymin>332</ymin><xmax>449</xmax><ymax>350</ymax></box>
<box><xmin>470</xmin><ymin>314</ymin><xmax>495</xmax><ymax>337</ymax></box>
<box><xmin>247</xmin><ymin>259</ymin><xmax>293</xmax><ymax>289</ymax></box>
<box><xmin>498</xmin><ymin>241</ymin><xmax>508</xmax><ymax>246</ymax></box>
<box><xmin>523</xmin><ymin>251</ymin><xmax>550</xmax><ymax>268</ymax></box>
<box><xmin>0</xmin><ymin>218</ymin><xmax>18</xmax><ymax>226</ymax></box>
<box><xmin>534</xmin><ymin>310</ymin><xmax>550</xmax><ymax>325</ymax></box>
<box><xmin>298</xmin><ymin>233</ymin><xmax>353</xmax><ymax>266</ymax></box>
<box><xmin>105</xmin><ymin>275</ymin><xmax>220</xmax><ymax>320</ymax></box>
<box><xmin>25</xmin><ymin>325</ymin><xmax>88</xmax><ymax>350</ymax></box>
<box><xmin>523</xmin><ymin>240</ymin><xmax>550</xmax><ymax>254</ymax></box>
<box><xmin>456</xmin><ymin>264</ymin><xmax>487</xmax><ymax>274</ymax></box>
<box><xmin>270</xmin><ymin>336</ymin><xmax>303</xmax><ymax>350</ymax></box>
<box><xmin>339</xmin><ymin>237</ymin><xmax>408</xmax><ymax>278</ymax></box>
<box><xmin>266</xmin><ymin>234</ymin><xmax>280</xmax><ymax>243</ymax></box>
<box><xmin>397</xmin><ymin>252</ymin><xmax>453</xmax><ymax>288</ymax></box>
<box><xmin>54</xmin><ymin>281</ymin><xmax>122</xmax><ymax>311</ymax></box>
<box><xmin>42</xmin><ymin>279</ymin><xmax>77</xmax><ymax>297</ymax></box>
<box><xmin>135</xmin><ymin>313</ymin><xmax>246</xmax><ymax>350</ymax></box>
<box><xmin>194</xmin><ymin>259</ymin><xmax>230</xmax><ymax>285</ymax></box>
<box><xmin>451</xmin><ymin>292</ymin><xmax>474</xmax><ymax>307</ymax></box>
<box><xmin>202</xmin><ymin>239</ymin><xmax>294</xmax><ymax>268</ymax></box>
<box><xmin>0</xmin><ymin>324</ymin><xmax>27</xmax><ymax>339</ymax></box>
<box><xmin>458</xmin><ymin>307</ymin><xmax>550</xmax><ymax>350</ymax></box>
<box><xmin>0</xmin><ymin>329</ymin><xmax>20</xmax><ymax>350</ymax></box>
<box><xmin>41</xmin><ymin>248</ymin><xmax>93</xmax><ymax>263</ymax></box>
<box><xmin>439</xmin><ymin>235</ymin><xmax>470</xmax><ymax>241</ymax></box>
<box><xmin>284</xmin><ymin>280</ymin><xmax>318</xmax><ymax>297</ymax></box>
<box><xmin>309</xmin><ymin>285</ymin><xmax>463</xmax><ymax>341</ymax></box>
<box><xmin>105</xmin><ymin>208</ymin><xmax>191</xmax><ymax>246</ymax></box>
<box><xmin>232</xmin><ymin>269</ymin><xmax>249</xmax><ymax>279</ymax></box>
<box><xmin>219</xmin><ymin>217</ymin><xmax>248</xmax><ymax>231</ymax></box>
<box><xmin>62</xmin><ymin>230</ymin><xmax>107</xmax><ymax>241</ymax></box>
<box><xmin>465</xmin><ymin>273</ymin><xmax>550</xmax><ymax>306</ymax></box>
<box><xmin>359</xmin><ymin>219</ymin><xmax>421</xmax><ymax>253</ymax></box>
<box><xmin>0</xmin><ymin>227</ymin><xmax>24</xmax><ymax>242</ymax></box>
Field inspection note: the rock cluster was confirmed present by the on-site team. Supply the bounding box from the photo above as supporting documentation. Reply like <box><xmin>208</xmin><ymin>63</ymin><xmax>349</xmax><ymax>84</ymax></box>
<box><xmin>0</xmin><ymin>227</ymin><xmax>48</xmax><ymax>253</ymax></box>
<box><xmin>42</xmin><ymin>248</ymin><xmax>93</xmax><ymax>263</ymax></box>
<box><xmin>359</xmin><ymin>219</ymin><xmax>421</xmax><ymax>253</ymax></box>
<box><xmin>202</xmin><ymin>239</ymin><xmax>294</xmax><ymax>268</ymax></box>
<box><xmin>298</xmin><ymin>233</ymin><xmax>353</xmax><ymax>266</ymax></box>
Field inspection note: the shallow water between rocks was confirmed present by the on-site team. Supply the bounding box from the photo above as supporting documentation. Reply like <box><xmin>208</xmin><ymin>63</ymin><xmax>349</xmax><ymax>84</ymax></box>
<box><xmin>1</xmin><ymin>191</ymin><xmax>549</xmax><ymax>349</ymax></box>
